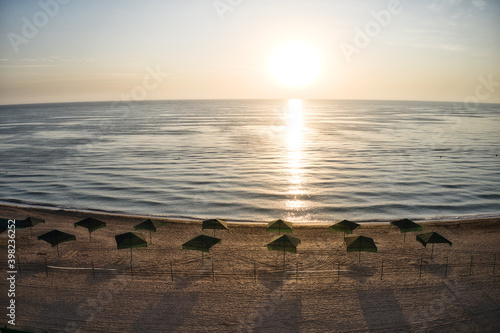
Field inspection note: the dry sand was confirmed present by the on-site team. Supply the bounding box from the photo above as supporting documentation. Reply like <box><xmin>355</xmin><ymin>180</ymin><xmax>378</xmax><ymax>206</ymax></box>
<box><xmin>1</xmin><ymin>203</ymin><xmax>499</xmax><ymax>332</ymax></box>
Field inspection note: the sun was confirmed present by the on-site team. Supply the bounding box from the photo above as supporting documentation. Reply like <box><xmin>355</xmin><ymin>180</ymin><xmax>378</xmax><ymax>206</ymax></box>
<box><xmin>269</xmin><ymin>42</ymin><xmax>321</xmax><ymax>88</ymax></box>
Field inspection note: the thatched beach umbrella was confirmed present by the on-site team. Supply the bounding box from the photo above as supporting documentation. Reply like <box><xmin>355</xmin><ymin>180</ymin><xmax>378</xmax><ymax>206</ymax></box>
<box><xmin>267</xmin><ymin>219</ymin><xmax>293</xmax><ymax>234</ymax></box>
<box><xmin>182</xmin><ymin>234</ymin><xmax>221</xmax><ymax>263</ymax></box>
<box><xmin>18</xmin><ymin>216</ymin><xmax>45</xmax><ymax>238</ymax></box>
<box><xmin>0</xmin><ymin>218</ymin><xmax>8</xmax><ymax>233</ymax></box>
<box><xmin>329</xmin><ymin>220</ymin><xmax>360</xmax><ymax>238</ymax></box>
<box><xmin>134</xmin><ymin>219</ymin><xmax>164</xmax><ymax>244</ymax></box>
<box><xmin>416</xmin><ymin>232</ymin><xmax>452</xmax><ymax>259</ymax></box>
<box><xmin>74</xmin><ymin>217</ymin><xmax>106</xmax><ymax>242</ymax></box>
<box><xmin>1</xmin><ymin>325</ymin><xmax>34</xmax><ymax>333</ymax></box>
<box><xmin>115</xmin><ymin>232</ymin><xmax>147</xmax><ymax>258</ymax></box>
<box><xmin>390</xmin><ymin>219</ymin><xmax>422</xmax><ymax>243</ymax></box>
<box><xmin>202</xmin><ymin>218</ymin><xmax>229</xmax><ymax>237</ymax></box>
<box><xmin>37</xmin><ymin>230</ymin><xmax>76</xmax><ymax>256</ymax></box>
<box><xmin>345</xmin><ymin>235</ymin><xmax>377</xmax><ymax>264</ymax></box>
<box><xmin>267</xmin><ymin>234</ymin><xmax>301</xmax><ymax>269</ymax></box>
<box><xmin>115</xmin><ymin>232</ymin><xmax>147</xmax><ymax>278</ymax></box>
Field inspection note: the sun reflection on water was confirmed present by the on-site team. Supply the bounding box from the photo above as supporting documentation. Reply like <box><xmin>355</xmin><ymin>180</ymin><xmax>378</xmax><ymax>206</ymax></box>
<box><xmin>284</xmin><ymin>99</ymin><xmax>307</xmax><ymax>216</ymax></box>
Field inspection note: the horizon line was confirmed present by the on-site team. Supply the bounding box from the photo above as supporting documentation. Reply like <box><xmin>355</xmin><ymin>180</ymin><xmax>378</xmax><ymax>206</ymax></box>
<box><xmin>1</xmin><ymin>97</ymin><xmax>499</xmax><ymax>108</ymax></box>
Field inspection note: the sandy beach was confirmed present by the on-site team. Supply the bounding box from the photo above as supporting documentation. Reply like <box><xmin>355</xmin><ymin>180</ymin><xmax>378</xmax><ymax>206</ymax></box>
<box><xmin>1</xmin><ymin>203</ymin><xmax>499</xmax><ymax>332</ymax></box>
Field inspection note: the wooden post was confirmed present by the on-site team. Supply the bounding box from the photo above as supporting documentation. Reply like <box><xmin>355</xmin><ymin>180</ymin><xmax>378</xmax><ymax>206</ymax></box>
<box><xmin>44</xmin><ymin>257</ymin><xmax>48</xmax><ymax>277</ymax></box>
<box><xmin>380</xmin><ymin>260</ymin><xmax>384</xmax><ymax>280</ymax></box>
<box><xmin>419</xmin><ymin>257</ymin><xmax>423</xmax><ymax>278</ymax></box>
<box><xmin>444</xmin><ymin>257</ymin><xmax>448</xmax><ymax>277</ymax></box>
<box><xmin>469</xmin><ymin>255</ymin><xmax>473</xmax><ymax>276</ymax></box>
<box><xmin>493</xmin><ymin>254</ymin><xmax>497</xmax><ymax>275</ymax></box>
<box><xmin>17</xmin><ymin>256</ymin><xmax>22</xmax><ymax>276</ymax></box>
<box><xmin>283</xmin><ymin>247</ymin><xmax>286</xmax><ymax>271</ymax></box>
<box><xmin>254</xmin><ymin>262</ymin><xmax>257</xmax><ymax>283</ymax></box>
<box><xmin>170</xmin><ymin>261</ymin><xmax>174</xmax><ymax>282</ymax></box>
<box><xmin>92</xmin><ymin>260</ymin><xmax>95</xmax><ymax>280</ymax></box>
<box><xmin>337</xmin><ymin>261</ymin><xmax>340</xmax><ymax>282</ymax></box>
<box><xmin>130</xmin><ymin>248</ymin><xmax>133</xmax><ymax>280</ymax></box>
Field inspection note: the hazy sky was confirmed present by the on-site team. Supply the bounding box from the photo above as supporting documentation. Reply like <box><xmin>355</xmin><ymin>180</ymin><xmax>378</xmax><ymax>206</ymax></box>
<box><xmin>1</xmin><ymin>0</ymin><xmax>499</xmax><ymax>105</ymax></box>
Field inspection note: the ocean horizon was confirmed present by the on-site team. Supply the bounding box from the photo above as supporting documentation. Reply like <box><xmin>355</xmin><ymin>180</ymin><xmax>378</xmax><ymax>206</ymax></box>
<box><xmin>1</xmin><ymin>99</ymin><xmax>499</xmax><ymax>222</ymax></box>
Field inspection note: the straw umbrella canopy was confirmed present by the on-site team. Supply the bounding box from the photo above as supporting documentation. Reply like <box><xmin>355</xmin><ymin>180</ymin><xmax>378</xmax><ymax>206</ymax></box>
<box><xmin>18</xmin><ymin>216</ymin><xmax>45</xmax><ymax>238</ymax></box>
<box><xmin>115</xmin><ymin>232</ymin><xmax>147</xmax><ymax>262</ymax></box>
<box><xmin>329</xmin><ymin>220</ymin><xmax>360</xmax><ymax>237</ymax></box>
<box><xmin>182</xmin><ymin>234</ymin><xmax>221</xmax><ymax>263</ymax></box>
<box><xmin>134</xmin><ymin>219</ymin><xmax>164</xmax><ymax>244</ymax></box>
<box><xmin>1</xmin><ymin>325</ymin><xmax>34</xmax><ymax>333</ymax></box>
<box><xmin>390</xmin><ymin>219</ymin><xmax>422</xmax><ymax>243</ymax></box>
<box><xmin>37</xmin><ymin>230</ymin><xmax>76</xmax><ymax>256</ymax></box>
<box><xmin>115</xmin><ymin>232</ymin><xmax>147</xmax><ymax>278</ymax></box>
<box><xmin>345</xmin><ymin>235</ymin><xmax>377</xmax><ymax>264</ymax></box>
<box><xmin>74</xmin><ymin>217</ymin><xmax>106</xmax><ymax>242</ymax></box>
<box><xmin>267</xmin><ymin>234</ymin><xmax>301</xmax><ymax>269</ymax></box>
<box><xmin>416</xmin><ymin>232</ymin><xmax>452</xmax><ymax>259</ymax></box>
<box><xmin>266</xmin><ymin>219</ymin><xmax>293</xmax><ymax>234</ymax></box>
<box><xmin>0</xmin><ymin>218</ymin><xmax>8</xmax><ymax>233</ymax></box>
<box><xmin>202</xmin><ymin>218</ymin><xmax>229</xmax><ymax>237</ymax></box>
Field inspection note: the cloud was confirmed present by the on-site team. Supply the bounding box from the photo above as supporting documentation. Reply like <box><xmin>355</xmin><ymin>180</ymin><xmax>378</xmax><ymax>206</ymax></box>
<box><xmin>428</xmin><ymin>0</ymin><xmax>488</xmax><ymax>26</ymax></box>
<box><xmin>471</xmin><ymin>0</ymin><xmax>486</xmax><ymax>10</ymax></box>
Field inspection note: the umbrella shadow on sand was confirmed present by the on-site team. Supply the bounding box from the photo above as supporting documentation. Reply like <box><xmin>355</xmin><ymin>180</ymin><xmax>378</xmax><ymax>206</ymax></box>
<box><xmin>256</xmin><ymin>293</ymin><xmax>303</xmax><ymax>333</ymax></box>
<box><xmin>355</xmin><ymin>288</ymin><xmax>410</xmax><ymax>332</ymax></box>
<box><xmin>131</xmin><ymin>288</ymin><xmax>201</xmax><ymax>332</ymax></box>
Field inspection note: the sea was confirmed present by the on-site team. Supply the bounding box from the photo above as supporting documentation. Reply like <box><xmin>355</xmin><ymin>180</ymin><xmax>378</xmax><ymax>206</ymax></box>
<box><xmin>1</xmin><ymin>99</ymin><xmax>499</xmax><ymax>222</ymax></box>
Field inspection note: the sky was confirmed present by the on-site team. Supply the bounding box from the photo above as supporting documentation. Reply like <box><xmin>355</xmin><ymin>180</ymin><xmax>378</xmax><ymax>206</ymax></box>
<box><xmin>0</xmin><ymin>0</ymin><xmax>499</xmax><ymax>105</ymax></box>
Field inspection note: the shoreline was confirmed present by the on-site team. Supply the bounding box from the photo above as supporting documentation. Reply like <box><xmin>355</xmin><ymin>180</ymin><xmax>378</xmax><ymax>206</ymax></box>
<box><xmin>2</xmin><ymin>201</ymin><xmax>500</xmax><ymax>227</ymax></box>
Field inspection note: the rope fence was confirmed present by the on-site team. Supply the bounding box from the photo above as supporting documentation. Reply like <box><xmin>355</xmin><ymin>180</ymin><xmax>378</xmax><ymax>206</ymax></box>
<box><xmin>4</xmin><ymin>252</ymin><xmax>499</xmax><ymax>283</ymax></box>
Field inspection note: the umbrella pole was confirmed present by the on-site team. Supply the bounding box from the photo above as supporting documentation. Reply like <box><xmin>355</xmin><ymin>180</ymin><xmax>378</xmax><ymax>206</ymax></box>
<box><xmin>431</xmin><ymin>243</ymin><xmax>434</xmax><ymax>260</ymax></box>
<box><xmin>213</xmin><ymin>229</ymin><xmax>215</xmax><ymax>237</ymax></box>
<box><xmin>283</xmin><ymin>247</ymin><xmax>286</xmax><ymax>271</ymax></box>
<box><xmin>150</xmin><ymin>230</ymin><xmax>152</xmax><ymax>245</ymax></box>
<box><xmin>57</xmin><ymin>244</ymin><xmax>60</xmax><ymax>257</ymax></box>
<box><xmin>89</xmin><ymin>231</ymin><xmax>92</xmax><ymax>243</ymax></box>
<box><xmin>358</xmin><ymin>251</ymin><xmax>360</xmax><ymax>265</ymax></box>
<box><xmin>403</xmin><ymin>233</ymin><xmax>406</xmax><ymax>244</ymax></box>
<box><xmin>30</xmin><ymin>227</ymin><xmax>33</xmax><ymax>239</ymax></box>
